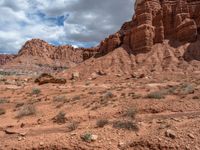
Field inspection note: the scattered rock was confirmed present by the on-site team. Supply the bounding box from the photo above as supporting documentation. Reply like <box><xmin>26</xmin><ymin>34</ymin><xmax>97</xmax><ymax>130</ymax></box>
<box><xmin>91</xmin><ymin>134</ymin><xmax>98</xmax><ymax>141</ymax></box>
<box><xmin>91</xmin><ymin>72</ymin><xmax>99</xmax><ymax>80</ymax></box>
<box><xmin>71</xmin><ymin>72</ymin><xmax>80</xmax><ymax>80</ymax></box>
<box><xmin>97</xmin><ymin>70</ymin><xmax>107</xmax><ymax>76</ymax></box>
<box><xmin>18</xmin><ymin>136</ymin><xmax>22</xmax><ymax>141</ymax></box>
<box><xmin>35</xmin><ymin>73</ymin><xmax>66</xmax><ymax>85</ymax></box>
<box><xmin>39</xmin><ymin>142</ymin><xmax>44</xmax><ymax>146</ymax></box>
<box><xmin>81</xmin><ymin>133</ymin><xmax>98</xmax><ymax>142</ymax></box>
<box><xmin>188</xmin><ymin>133</ymin><xmax>195</xmax><ymax>139</ymax></box>
<box><xmin>4</xmin><ymin>129</ymin><xmax>17</xmax><ymax>135</ymax></box>
<box><xmin>118</xmin><ymin>141</ymin><xmax>125</xmax><ymax>147</ymax></box>
<box><xmin>165</xmin><ymin>129</ymin><xmax>176</xmax><ymax>139</ymax></box>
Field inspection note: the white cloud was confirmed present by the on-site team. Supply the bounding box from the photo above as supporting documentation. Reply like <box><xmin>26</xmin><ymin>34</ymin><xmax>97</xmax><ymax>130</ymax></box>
<box><xmin>0</xmin><ymin>0</ymin><xmax>134</xmax><ymax>53</ymax></box>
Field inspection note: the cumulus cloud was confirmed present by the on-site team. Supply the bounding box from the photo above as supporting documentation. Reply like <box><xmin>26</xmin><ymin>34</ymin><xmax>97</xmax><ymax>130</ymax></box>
<box><xmin>0</xmin><ymin>0</ymin><xmax>134</xmax><ymax>53</ymax></box>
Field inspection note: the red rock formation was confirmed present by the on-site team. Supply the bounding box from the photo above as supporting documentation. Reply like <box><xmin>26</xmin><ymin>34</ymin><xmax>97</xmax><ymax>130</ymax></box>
<box><xmin>97</xmin><ymin>0</ymin><xmax>200</xmax><ymax>54</ymax></box>
<box><xmin>0</xmin><ymin>54</ymin><xmax>16</xmax><ymax>65</ymax></box>
<box><xmin>3</xmin><ymin>0</ymin><xmax>200</xmax><ymax>72</ymax></box>
<box><xmin>18</xmin><ymin>39</ymin><xmax>83</xmax><ymax>63</ymax></box>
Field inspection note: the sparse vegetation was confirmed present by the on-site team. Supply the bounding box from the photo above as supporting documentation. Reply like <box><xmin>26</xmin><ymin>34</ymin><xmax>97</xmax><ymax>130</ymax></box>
<box><xmin>32</xmin><ymin>88</ymin><xmax>41</xmax><ymax>95</ymax></box>
<box><xmin>99</xmin><ymin>91</ymin><xmax>115</xmax><ymax>106</ymax></box>
<box><xmin>123</xmin><ymin>107</ymin><xmax>137</xmax><ymax>119</ymax></box>
<box><xmin>67</xmin><ymin>122</ymin><xmax>79</xmax><ymax>132</ymax></box>
<box><xmin>0</xmin><ymin>98</ymin><xmax>9</xmax><ymax>104</ymax></box>
<box><xmin>128</xmin><ymin>93</ymin><xmax>141</xmax><ymax>99</ymax></box>
<box><xmin>0</xmin><ymin>108</ymin><xmax>6</xmax><ymax>115</ymax></box>
<box><xmin>53</xmin><ymin>111</ymin><xmax>66</xmax><ymax>124</ymax></box>
<box><xmin>53</xmin><ymin>95</ymin><xmax>66</xmax><ymax>102</ymax></box>
<box><xmin>81</xmin><ymin>133</ymin><xmax>93</xmax><ymax>142</ymax></box>
<box><xmin>0</xmin><ymin>71</ymin><xmax>16</xmax><ymax>76</ymax></box>
<box><xmin>96</xmin><ymin>119</ymin><xmax>109</xmax><ymax>128</ymax></box>
<box><xmin>146</xmin><ymin>91</ymin><xmax>165</xmax><ymax>99</ymax></box>
<box><xmin>113</xmin><ymin>120</ymin><xmax>139</xmax><ymax>131</ymax></box>
<box><xmin>103</xmin><ymin>91</ymin><xmax>114</xmax><ymax>99</ymax></box>
<box><xmin>179</xmin><ymin>83</ymin><xmax>194</xmax><ymax>95</ymax></box>
<box><xmin>72</xmin><ymin>95</ymin><xmax>81</xmax><ymax>101</ymax></box>
<box><xmin>16</xmin><ymin>104</ymin><xmax>36</xmax><ymax>118</ymax></box>
<box><xmin>146</xmin><ymin>83</ymin><xmax>195</xmax><ymax>99</ymax></box>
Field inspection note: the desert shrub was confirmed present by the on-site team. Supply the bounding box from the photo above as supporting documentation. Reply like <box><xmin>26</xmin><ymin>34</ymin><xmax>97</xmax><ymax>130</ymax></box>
<box><xmin>53</xmin><ymin>111</ymin><xmax>66</xmax><ymax>124</ymax></box>
<box><xmin>146</xmin><ymin>91</ymin><xmax>165</xmax><ymax>99</ymax></box>
<box><xmin>16</xmin><ymin>104</ymin><xmax>36</xmax><ymax>118</ymax></box>
<box><xmin>72</xmin><ymin>95</ymin><xmax>81</xmax><ymax>101</ymax></box>
<box><xmin>53</xmin><ymin>95</ymin><xmax>66</xmax><ymax>102</ymax></box>
<box><xmin>96</xmin><ymin>119</ymin><xmax>109</xmax><ymax>128</ymax></box>
<box><xmin>67</xmin><ymin>122</ymin><xmax>79</xmax><ymax>132</ymax></box>
<box><xmin>0</xmin><ymin>98</ymin><xmax>9</xmax><ymax>104</ymax></box>
<box><xmin>113</xmin><ymin>120</ymin><xmax>139</xmax><ymax>131</ymax></box>
<box><xmin>123</xmin><ymin>107</ymin><xmax>137</xmax><ymax>119</ymax></box>
<box><xmin>103</xmin><ymin>91</ymin><xmax>114</xmax><ymax>99</ymax></box>
<box><xmin>81</xmin><ymin>133</ymin><xmax>93</xmax><ymax>142</ymax></box>
<box><xmin>193</xmin><ymin>96</ymin><xmax>199</xmax><ymax>99</ymax></box>
<box><xmin>0</xmin><ymin>108</ymin><xmax>6</xmax><ymax>115</ymax></box>
<box><xmin>32</xmin><ymin>88</ymin><xmax>41</xmax><ymax>95</ymax></box>
<box><xmin>128</xmin><ymin>93</ymin><xmax>141</xmax><ymax>99</ymax></box>
<box><xmin>179</xmin><ymin>83</ymin><xmax>194</xmax><ymax>95</ymax></box>
<box><xmin>100</xmin><ymin>91</ymin><xmax>114</xmax><ymax>106</ymax></box>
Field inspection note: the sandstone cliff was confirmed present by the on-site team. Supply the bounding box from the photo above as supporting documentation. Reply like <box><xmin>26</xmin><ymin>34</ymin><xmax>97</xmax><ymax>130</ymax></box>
<box><xmin>1</xmin><ymin>0</ymin><xmax>200</xmax><ymax>75</ymax></box>
<box><xmin>97</xmin><ymin>0</ymin><xmax>200</xmax><ymax>56</ymax></box>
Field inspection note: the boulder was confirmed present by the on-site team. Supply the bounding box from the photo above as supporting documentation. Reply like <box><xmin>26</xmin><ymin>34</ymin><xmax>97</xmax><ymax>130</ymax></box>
<box><xmin>35</xmin><ymin>73</ymin><xmax>66</xmax><ymax>85</ymax></box>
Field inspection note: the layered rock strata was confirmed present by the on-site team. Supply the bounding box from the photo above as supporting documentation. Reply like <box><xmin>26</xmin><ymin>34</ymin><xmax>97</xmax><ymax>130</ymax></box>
<box><xmin>98</xmin><ymin>0</ymin><xmax>200</xmax><ymax>55</ymax></box>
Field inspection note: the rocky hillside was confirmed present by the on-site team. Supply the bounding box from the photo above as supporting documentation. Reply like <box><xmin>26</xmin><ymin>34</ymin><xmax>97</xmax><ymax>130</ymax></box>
<box><xmin>18</xmin><ymin>39</ymin><xmax>84</xmax><ymax>64</ymax></box>
<box><xmin>59</xmin><ymin>0</ymin><xmax>200</xmax><ymax>79</ymax></box>
<box><xmin>1</xmin><ymin>39</ymin><xmax>98</xmax><ymax>73</ymax></box>
<box><xmin>1</xmin><ymin>0</ymin><xmax>200</xmax><ymax>75</ymax></box>
<box><xmin>0</xmin><ymin>54</ymin><xmax>16</xmax><ymax>66</ymax></box>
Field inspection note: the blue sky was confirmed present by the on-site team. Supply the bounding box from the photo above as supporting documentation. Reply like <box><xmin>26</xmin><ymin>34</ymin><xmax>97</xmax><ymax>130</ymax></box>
<box><xmin>0</xmin><ymin>0</ymin><xmax>133</xmax><ymax>54</ymax></box>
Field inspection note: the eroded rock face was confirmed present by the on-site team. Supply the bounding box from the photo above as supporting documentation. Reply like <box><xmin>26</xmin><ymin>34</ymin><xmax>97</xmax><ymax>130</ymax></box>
<box><xmin>35</xmin><ymin>73</ymin><xmax>66</xmax><ymax>85</ymax></box>
<box><xmin>18</xmin><ymin>39</ymin><xmax>84</xmax><ymax>63</ymax></box>
<box><xmin>0</xmin><ymin>55</ymin><xmax>16</xmax><ymax>65</ymax></box>
<box><xmin>98</xmin><ymin>0</ymin><xmax>200</xmax><ymax>54</ymax></box>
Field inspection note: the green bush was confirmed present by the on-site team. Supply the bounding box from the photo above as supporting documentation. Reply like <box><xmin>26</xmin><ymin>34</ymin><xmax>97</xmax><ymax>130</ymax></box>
<box><xmin>32</xmin><ymin>88</ymin><xmax>41</xmax><ymax>95</ymax></box>
<box><xmin>81</xmin><ymin>133</ymin><xmax>93</xmax><ymax>142</ymax></box>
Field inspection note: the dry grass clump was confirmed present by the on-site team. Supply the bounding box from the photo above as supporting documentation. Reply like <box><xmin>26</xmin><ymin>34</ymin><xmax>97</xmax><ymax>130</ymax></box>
<box><xmin>53</xmin><ymin>111</ymin><xmax>66</xmax><ymax>124</ymax></box>
<box><xmin>16</xmin><ymin>104</ymin><xmax>36</xmax><ymax>118</ymax></box>
<box><xmin>146</xmin><ymin>91</ymin><xmax>165</xmax><ymax>99</ymax></box>
<box><xmin>67</xmin><ymin>122</ymin><xmax>79</xmax><ymax>132</ymax></box>
<box><xmin>113</xmin><ymin>120</ymin><xmax>139</xmax><ymax>131</ymax></box>
<box><xmin>0</xmin><ymin>98</ymin><xmax>9</xmax><ymax>104</ymax></box>
<box><xmin>96</xmin><ymin>119</ymin><xmax>109</xmax><ymax>128</ymax></box>
<box><xmin>0</xmin><ymin>108</ymin><xmax>6</xmax><ymax>115</ymax></box>
<box><xmin>123</xmin><ymin>107</ymin><xmax>137</xmax><ymax>119</ymax></box>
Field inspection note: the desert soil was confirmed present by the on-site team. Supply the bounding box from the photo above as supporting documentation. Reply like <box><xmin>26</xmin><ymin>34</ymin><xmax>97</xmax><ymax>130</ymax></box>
<box><xmin>0</xmin><ymin>72</ymin><xmax>200</xmax><ymax>150</ymax></box>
